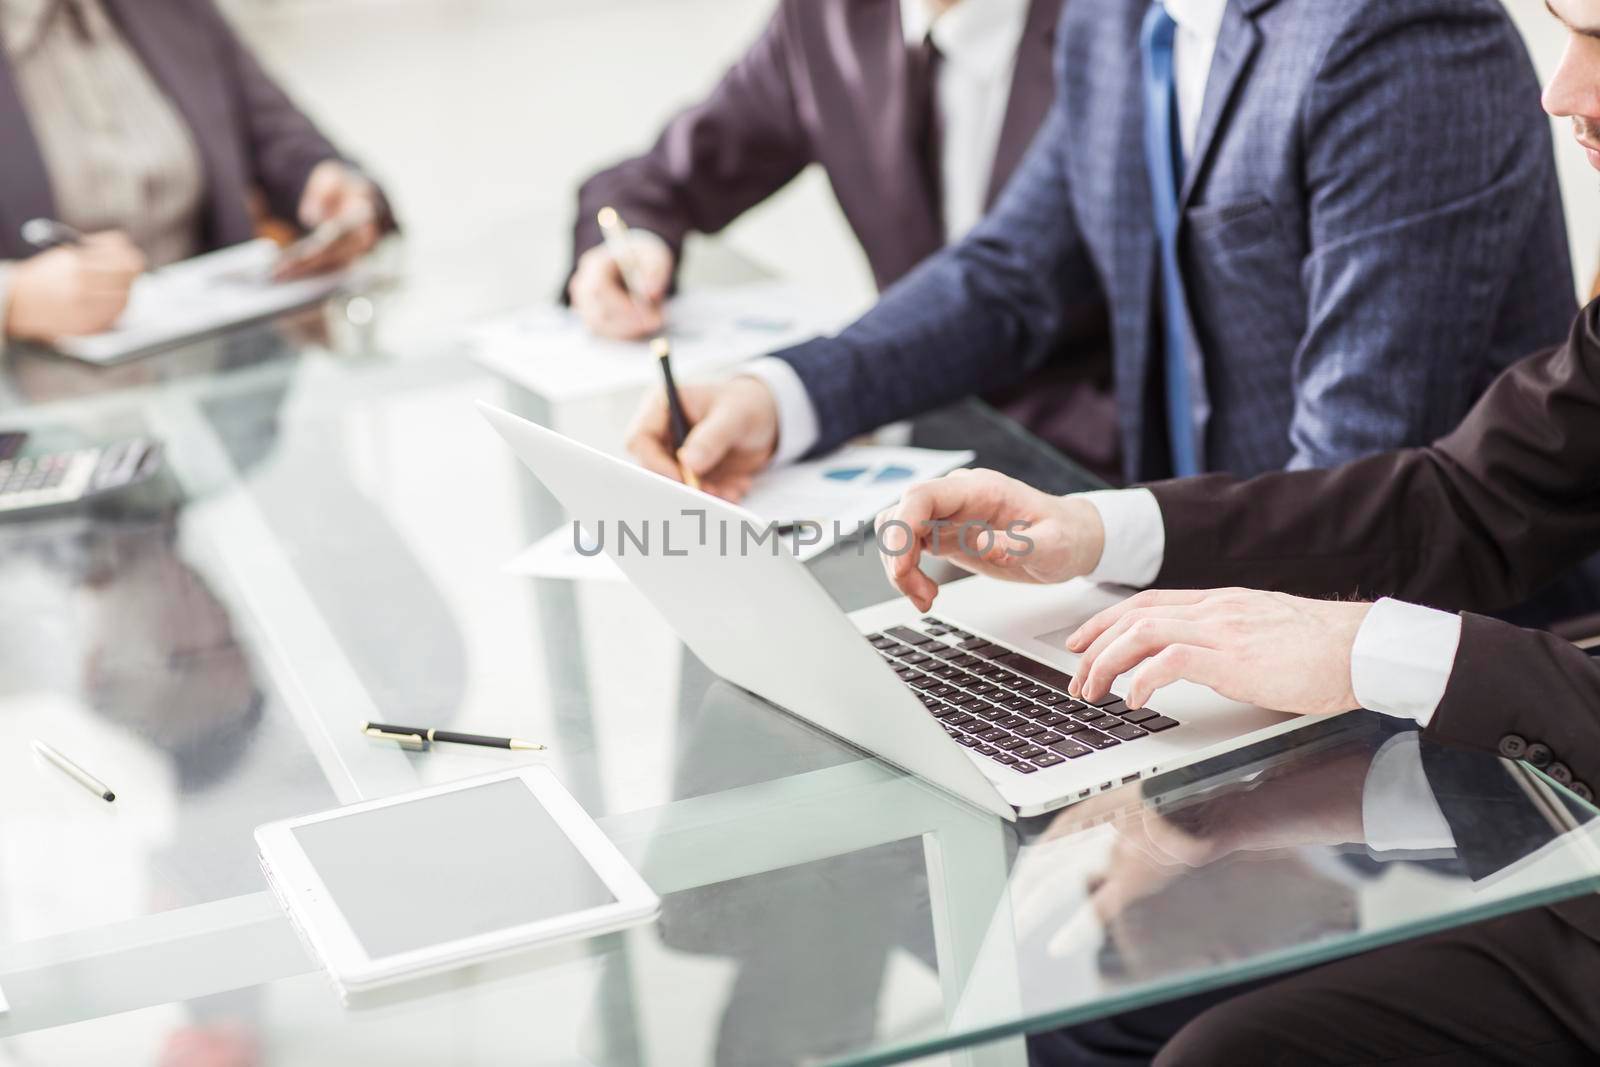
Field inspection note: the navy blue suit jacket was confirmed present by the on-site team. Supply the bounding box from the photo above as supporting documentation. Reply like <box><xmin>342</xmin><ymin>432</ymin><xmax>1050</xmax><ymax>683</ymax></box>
<box><xmin>773</xmin><ymin>0</ymin><xmax>1576</xmax><ymax>483</ymax></box>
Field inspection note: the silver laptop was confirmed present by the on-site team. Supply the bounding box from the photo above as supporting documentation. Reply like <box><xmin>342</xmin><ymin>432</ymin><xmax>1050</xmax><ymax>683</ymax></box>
<box><xmin>481</xmin><ymin>404</ymin><xmax>1325</xmax><ymax>820</ymax></box>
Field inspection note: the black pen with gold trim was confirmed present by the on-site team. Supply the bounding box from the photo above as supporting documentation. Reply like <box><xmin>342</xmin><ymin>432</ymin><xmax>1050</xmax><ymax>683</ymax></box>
<box><xmin>653</xmin><ymin>337</ymin><xmax>701</xmax><ymax>491</ymax></box>
<box><xmin>361</xmin><ymin>721</ymin><xmax>546</xmax><ymax>751</ymax></box>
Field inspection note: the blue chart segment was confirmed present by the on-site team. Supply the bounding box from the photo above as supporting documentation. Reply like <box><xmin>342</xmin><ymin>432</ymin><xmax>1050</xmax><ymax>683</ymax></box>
<box><xmin>824</xmin><ymin>467</ymin><xmax>868</xmax><ymax>483</ymax></box>
<box><xmin>872</xmin><ymin>466</ymin><xmax>915</xmax><ymax>483</ymax></box>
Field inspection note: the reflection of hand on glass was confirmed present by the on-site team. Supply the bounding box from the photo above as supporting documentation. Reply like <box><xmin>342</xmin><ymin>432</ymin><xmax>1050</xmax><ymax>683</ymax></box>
<box><xmin>1014</xmin><ymin>750</ymin><xmax>1373</xmax><ymax>957</ymax></box>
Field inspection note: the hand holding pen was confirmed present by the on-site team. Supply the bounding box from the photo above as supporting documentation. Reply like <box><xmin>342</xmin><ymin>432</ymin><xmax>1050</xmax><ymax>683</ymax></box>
<box><xmin>624</xmin><ymin>374</ymin><xmax>779</xmax><ymax>502</ymax></box>
<box><xmin>7</xmin><ymin>221</ymin><xmax>145</xmax><ymax>342</ymax></box>
<box><xmin>568</xmin><ymin>206</ymin><xmax>674</xmax><ymax>339</ymax></box>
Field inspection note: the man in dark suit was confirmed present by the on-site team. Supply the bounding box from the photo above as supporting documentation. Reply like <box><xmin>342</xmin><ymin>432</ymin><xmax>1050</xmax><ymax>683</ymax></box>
<box><xmin>569</xmin><ymin>0</ymin><xmax>1057</xmax><ymax>319</ymax></box>
<box><xmin>0</xmin><ymin>0</ymin><xmax>391</xmax><ymax>346</ymax></box>
<box><xmin>628</xmin><ymin>0</ymin><xmax>1574</xmax><ymax>499</ymax></box>
<box><xmin>870</xmin><ymin>3</ymin><xmax>1600</xmax><ymax>1059</ymax></box>
<box><xmin>567</xmin><ymin>0</ymin><xmax>1119</xmax><ymax>471</ymax></box>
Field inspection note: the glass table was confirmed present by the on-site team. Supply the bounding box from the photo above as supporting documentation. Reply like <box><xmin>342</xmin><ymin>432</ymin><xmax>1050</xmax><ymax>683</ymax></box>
<box><xmin>0</xmin><ymin>293</ymin><xmax>1597</xmax><ymax>1067</ymax></box>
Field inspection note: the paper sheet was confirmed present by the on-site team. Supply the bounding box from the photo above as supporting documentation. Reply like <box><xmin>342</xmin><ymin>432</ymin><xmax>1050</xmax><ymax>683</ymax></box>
<box><xmin>52</xmin><ymin>239</ymin><xmax>350</xmax><ymax>365</ymax></box>
<box><xmin>467</xmin><ymin>282</ymin><xmax>849</xmax><ymax>401</ymax></box>
<box><xmin>507</xmin><ymin>444</ymin><xmax>974</xmax><ymax>581</ymax></box>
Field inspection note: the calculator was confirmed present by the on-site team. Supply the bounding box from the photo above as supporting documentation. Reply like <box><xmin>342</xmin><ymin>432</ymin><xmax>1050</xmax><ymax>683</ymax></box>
<box><xmin>0</xmin><ymin>437</ymin><xmax>163</xmax><ymax>515</ymax></box>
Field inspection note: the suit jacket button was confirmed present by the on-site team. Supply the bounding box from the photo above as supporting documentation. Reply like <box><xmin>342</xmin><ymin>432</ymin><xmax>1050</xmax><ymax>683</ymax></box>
<box><xmin>1549</xmin><ymin>762</ymin><xmax>1573</xmax><ymax>785</ymax></box>
<box><xmin>1498</xmin><ymin>734</ymin><xmax>1527</xmax><ymax>759</ymax></box>
<box><xmin>1526</xmin><ymin>743</ymin><xmax>1554</xmax><ymax>769</ymax></box>
<box><xmin>1573</xmin><ymin>782</ymin><xmax>1594</xmax><ymax>803</ymax></box>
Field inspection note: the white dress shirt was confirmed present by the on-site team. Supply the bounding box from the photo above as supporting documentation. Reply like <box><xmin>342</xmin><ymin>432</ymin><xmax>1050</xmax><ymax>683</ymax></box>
<box><xmin>901</xmin><ymin>0</ymin><xmax>1031</xmax><ymax>243</ymax></box>
<box><xmin>747</xmin><ymin>0</ymin><xmax>1229</xmax><ymax>464</ymax></box>
<box><xmin>1164</xmin><ymin>0</ymin><xmax>1227</xmax><ymax>161</ymax></box>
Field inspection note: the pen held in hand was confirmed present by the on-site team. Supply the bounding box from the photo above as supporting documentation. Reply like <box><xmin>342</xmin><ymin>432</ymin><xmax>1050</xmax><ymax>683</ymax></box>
<box><xmin>653</xmin><ymin>337</ymin><xmax>701</xmax><ymax>491</ymax></box>
<box><xmin>595</xmin><ymin>206</ymin><xmax>657</xmax><ymax>316</ymax></box>
<box><xmin>20</xmin><ymin>217</ymin><xmax>85</xmax><ymax>251</ymax></box>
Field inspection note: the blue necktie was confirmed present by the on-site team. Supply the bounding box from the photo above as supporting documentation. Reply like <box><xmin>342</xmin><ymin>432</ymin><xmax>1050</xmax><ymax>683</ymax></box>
<box><xmin>1140</xmin><ymin>3</ymin><xmax>1198</xmax><ymax>477</ymax></box>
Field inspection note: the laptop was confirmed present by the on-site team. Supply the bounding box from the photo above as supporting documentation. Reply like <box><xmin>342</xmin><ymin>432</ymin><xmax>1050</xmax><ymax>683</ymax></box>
<box><xmin>481</xmin><ymin>404</ymin><xmax>1330</xmax><ymax>820</ymax></box>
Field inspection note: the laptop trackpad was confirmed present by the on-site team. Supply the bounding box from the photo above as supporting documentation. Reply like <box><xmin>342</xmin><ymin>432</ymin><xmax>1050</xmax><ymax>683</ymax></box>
<box><xmin>1032</xmin><ymin>625</ymin><xmax>1078</xmax><ymax>652</ymax></box>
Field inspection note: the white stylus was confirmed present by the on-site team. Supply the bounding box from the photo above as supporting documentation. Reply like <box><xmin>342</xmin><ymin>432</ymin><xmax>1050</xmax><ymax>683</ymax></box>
<box><xmin>32</xmin><ymin>740</ymin><xmax>116</xmax><ymax>803</ymax></box>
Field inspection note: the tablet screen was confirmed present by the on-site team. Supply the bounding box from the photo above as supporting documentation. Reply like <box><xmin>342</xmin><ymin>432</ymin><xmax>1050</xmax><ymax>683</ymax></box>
<box><xmin>292</xmin><ymin>778</ymin><xmax>617</xmax><ymax>958</ymax></box>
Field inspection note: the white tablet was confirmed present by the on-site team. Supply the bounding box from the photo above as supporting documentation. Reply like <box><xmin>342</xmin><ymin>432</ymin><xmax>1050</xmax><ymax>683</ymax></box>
<box><xmin>255</xmin><ymin>767</ymin><xmax>658</xmax><ymax>998</ymax></box>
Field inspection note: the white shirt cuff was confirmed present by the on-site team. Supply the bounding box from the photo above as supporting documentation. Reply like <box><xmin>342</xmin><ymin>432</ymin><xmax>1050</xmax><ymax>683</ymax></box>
<box><xmin>739</xmin><ymin>356</ymin><xmax>820</xmax><ymax>466</ymax></box>
<box><xmin>1350</xmin><ymin>598</ymin><xmax>1462</xmax><ymax>728</ymax></box>
<box><xmin>1078</xmin><ymin>488</ymin><xmax>1165</xmax><ymax>587</ymax></box>
<box><xmin>1362</xmin><ymin>731</ymin><xmax>1457</xmax><ymax>852</ymax></box>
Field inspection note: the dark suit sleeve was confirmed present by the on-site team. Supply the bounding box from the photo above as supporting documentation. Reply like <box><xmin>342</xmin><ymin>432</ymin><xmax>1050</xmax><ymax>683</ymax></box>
<box><xmin>1418</xmin><ymin>742</ymin><xmax>1578</xmax><ymax>881</ymax></box>
<box><xmin>770</xmin><ymin>96</ymin><xmax>1100</xmax><ymax>457</ymax></box>
<box><xmin>1421</xmin><ymin>616</ymin><xmax>1600</xmax><ymax>799</ymax></box>
<box><xmin>1148</xmin><ymin>303</ymin><xmax>1600</xmax><ymax>613</ymax></box>
<box><xmin>1281</xmin><ymin>0</ymin><xmax>1573</xmax><ymax>469</ymax></box>
<box><xmin>191</xmin><ymin>0</ymin><xmax>385</xmax><ymax>227</ymax></box>
<box><xmin>1143</xmin><ymin>303</ymin><xmax>1600</xmax><ymax>788</ymax></box>
<box><xmin>570</xmin><ymin>3</ymin><xmax>813</xmax><ymax>268</ymax></box>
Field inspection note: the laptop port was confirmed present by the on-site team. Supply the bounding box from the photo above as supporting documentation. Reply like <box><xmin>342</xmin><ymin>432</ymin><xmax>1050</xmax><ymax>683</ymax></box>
<box><xmin>1122</xmin><ymin>773</ymin><xmax>1140</xmax><ymax>784</ymax></box>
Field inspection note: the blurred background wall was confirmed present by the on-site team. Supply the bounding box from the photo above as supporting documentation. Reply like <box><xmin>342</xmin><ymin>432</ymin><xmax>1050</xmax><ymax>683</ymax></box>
<box><xmin>218</xmin><ymin>0</ymin><xmax>1600</xmax><ymax>342</ymax></box>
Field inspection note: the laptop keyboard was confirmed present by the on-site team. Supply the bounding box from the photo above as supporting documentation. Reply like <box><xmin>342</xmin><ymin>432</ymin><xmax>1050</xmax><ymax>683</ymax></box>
<box><xmin>865</xmin><ymin>617</ymin><xmax>1179</xmax><ymax>775</ymax></box>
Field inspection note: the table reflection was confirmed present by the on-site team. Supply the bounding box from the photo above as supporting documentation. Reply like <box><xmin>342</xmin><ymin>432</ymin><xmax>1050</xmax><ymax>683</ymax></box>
<box><xmin>0</xmin><ymin>422</ymin><xmax>340</xmax><ymax>953</ymax></box>
<box><xmin>1016</xmin><ymin>718</ymin><xmax>1599</xmax><ymax>1064</ymax></box>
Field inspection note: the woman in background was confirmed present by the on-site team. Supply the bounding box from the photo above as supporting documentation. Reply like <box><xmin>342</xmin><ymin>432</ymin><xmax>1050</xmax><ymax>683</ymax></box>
<box><xmin>0</xmin><ymin>0</ymin><xmax>393</xmax><ymax>346</ymax></box>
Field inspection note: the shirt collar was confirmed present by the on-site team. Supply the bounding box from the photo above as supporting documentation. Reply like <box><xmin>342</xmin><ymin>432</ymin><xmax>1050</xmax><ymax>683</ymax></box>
<box><xmin>1163</xmin><ymin>0</ymin><xmax>1228</xmax><ymax>44</ymax></box>
<box><xmin>2</xmin><ymin>0</ymin><xmax>102</xmax><ymax>60</ymax></box>
<box><xmin>2</xmin><ymin>0</ymin><xmax>55</xmax><ymax>58</ymax></box>
<box><xmin>900</xmin><ymin>0</ymin><xmax>1031</xmax><ymax>74</ymax></box>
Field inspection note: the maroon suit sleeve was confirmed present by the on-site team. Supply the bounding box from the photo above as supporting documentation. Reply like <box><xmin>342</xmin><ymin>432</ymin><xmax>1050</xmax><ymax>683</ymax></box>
<box><xmin>193</xmin><ymin>0</ymin><xmax>394</xmax><ymax>229</ymax></box>
<box><xmin>570</xmin><ymin>3</ymin><xmax>813</xmax><ymax>270</ymax></box>
<box><xmin>1147</xmin><ymin>302</ymin><xmax>1600</xmax><ymax>613</ymax></box>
